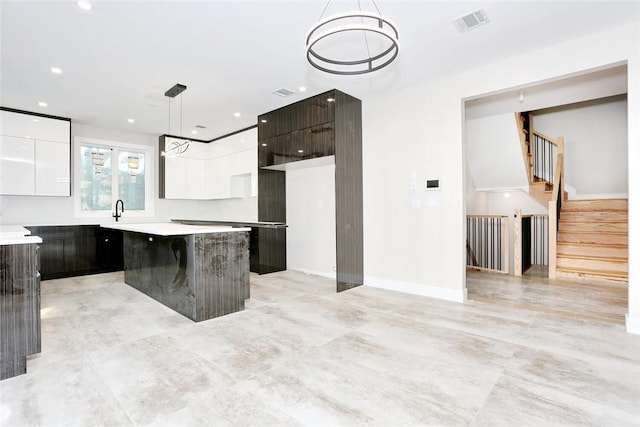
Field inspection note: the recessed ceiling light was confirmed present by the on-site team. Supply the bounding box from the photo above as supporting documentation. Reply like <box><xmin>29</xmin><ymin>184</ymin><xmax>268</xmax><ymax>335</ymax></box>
<box><xmin>234</xmin><ymin>112</ymin><xmax>241</xmax><ymax>118</ymax></box>
<box><xmin>299</xmin><ymin>86</ymin><xmax>307</xmax><ymax>92</ymax></box>
<box><xmin>32</xmin><ymin>118</ymin><xmax>40</xmax><ymax>122</ymax></box>
<box><xmin>261</xmin><ymin>143</ymin><xmax>267</xmax><ymax>147</ymax></box>
<box><xmin>327</xmin><ymin>98</ymin><xmax>335</xmax><ymax>102</ymax></box>
<box><xmin>127</xmin><ymin>118</ymin><xmax>135</xmax><ymax>123</ymax></box>
<box><xmin>50</xmin><ymin>67</ymin><xmax>62</xmax><ymax>75</ymax></box>
<box><xmin>192</xmin><ymin>130</ymin><xmax>198</xmax><ymax>135</ymax></box>
<box><xmin>38</xmin><ymin>101</ymin><xmax>47</xmax><ymax>107</ymax></box>
<box><xmin>76</xmin><ymin>0</ymin><xmax>92</xmax><ymax>11</ymax></box>
<box><xmin>297</xmin><ymin>149</ymin><xmax>304</xmax><ymax>153</ymax></box>
<box><xmin>260</xmin><ymin>119</ymin><xmax>267</xmax><ymax>123</ymax></box>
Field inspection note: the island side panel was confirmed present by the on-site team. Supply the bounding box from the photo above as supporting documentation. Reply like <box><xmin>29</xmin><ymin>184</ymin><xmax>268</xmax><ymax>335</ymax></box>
<box><xmin>0</xmin><ymin>243</ymin><xmax>40</xmax><ymax>380</ymax></box>
<box><xmin>193</xmin><ymin>232</ymin><xmax>249</xmax><ymax>321</ymax></box>
<box><xmin>123</xmin><ymin>232</ymin><xmax>197</xmax><ymax>320</ymax></box>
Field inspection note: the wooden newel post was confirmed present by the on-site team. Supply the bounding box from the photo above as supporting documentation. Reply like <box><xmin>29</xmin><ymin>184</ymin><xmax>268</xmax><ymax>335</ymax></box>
<box><xmin>514</xmin><ymin>209</ymin><xmax>522</xmax><ymax>276</ymax></box>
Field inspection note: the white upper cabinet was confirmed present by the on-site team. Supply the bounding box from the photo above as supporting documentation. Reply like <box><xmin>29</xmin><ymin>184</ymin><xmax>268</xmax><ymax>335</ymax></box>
<box><xmin>0</xmin><ymin>135</ymin><xmax>35</xmax><ymax>195</ymax></box>
<box><xmin>0</xmin><ymin>110</ymin><xmax>71</xmax><ymax>196</ymax></box>
<box><xmin>161</xmin><ymin>128</ymin><xmax>257</xmax><ymax>200</ymax></box>
<box><xmin>1</xmin><ymin>110</ymin><xmax>69</xmax><ymax>143</ymax></box>
<box><xmin>35</xmin><ymin>139</ymin><xmax>71</xmax><ymax>196</ymax></box>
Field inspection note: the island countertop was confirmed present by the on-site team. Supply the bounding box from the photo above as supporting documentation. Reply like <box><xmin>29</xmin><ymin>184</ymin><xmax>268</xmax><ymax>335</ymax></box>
<box><xmin>101</xmin><ymin>222</ymin><xmax>250</xmax><ymax>236</ymax></box>
<box><xmin>0</xmin><ymin>225</ymin><xmax>42</xmax><ymax>246</ymax></box>
<box><xmin>172</xmin><ymin>219</ymin><xmax>287</xmax><ymax>228</ymax></box>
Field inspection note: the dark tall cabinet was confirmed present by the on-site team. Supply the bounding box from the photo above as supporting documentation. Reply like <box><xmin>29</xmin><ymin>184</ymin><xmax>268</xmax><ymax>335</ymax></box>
<box><xmin>257</xmin><ymin>89</ymin><xmax>363</xmax><ymax>292</ymax></box>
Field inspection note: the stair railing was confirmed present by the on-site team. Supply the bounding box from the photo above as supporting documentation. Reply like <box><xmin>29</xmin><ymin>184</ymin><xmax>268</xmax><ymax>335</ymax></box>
<box><xmin>532</xmin><ymin>131</ymin><xmax>558</xmax><ymax>185</ymax></box>
<box><xmin>517</xmin><ymin>113</ymin><xmax>564</xmax><ymax>193</ymax></box>
<box><xmin>548</xmin><ymin>144</ymin><xmax>564</xmax><ymax>279</ymax></box>
<box><xmin>466</xmin><ymin>215</ymin><xmax>509</xmax><ymax>274</ymax></box>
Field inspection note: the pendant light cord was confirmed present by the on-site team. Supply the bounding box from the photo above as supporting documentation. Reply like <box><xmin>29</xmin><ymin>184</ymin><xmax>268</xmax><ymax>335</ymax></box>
<box><xmin>358</xmin><ymin>0</ymin><xmax>372</xmax><ymax>62</ymax></box>
<box><xmin>318</xmin><ymin>0</ymin><xmax>331</xmax><ymax>20</ymax></box>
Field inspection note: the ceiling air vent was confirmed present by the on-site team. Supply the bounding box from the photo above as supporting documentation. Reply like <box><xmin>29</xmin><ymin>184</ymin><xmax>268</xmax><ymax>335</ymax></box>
<box><xmin>272</xmin><ymin>88</ymin><xmax>296</xmax><ymax>97</ymax></box>
<box><xmin>453</xmin><ymin>9</ymin><xmax>489</xmax><ymax>32</ymax></box>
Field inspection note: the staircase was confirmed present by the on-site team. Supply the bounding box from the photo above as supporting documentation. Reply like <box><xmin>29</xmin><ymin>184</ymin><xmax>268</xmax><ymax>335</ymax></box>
<box><xmin>517</xmin><ymin>112</ymin><xmax>561</xmax><ymax>206</ymax></box>
<box><xmin>555</xmin><ymin>199</ymin><xmax>628</xmax><ymax>280</ymax></box>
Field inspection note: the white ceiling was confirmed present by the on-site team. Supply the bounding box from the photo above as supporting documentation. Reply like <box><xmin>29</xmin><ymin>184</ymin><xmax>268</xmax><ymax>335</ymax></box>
<box><xmin>2</xmin><ymin>1</ymin><xmax>640</xmax><ymax>140</ymax></box>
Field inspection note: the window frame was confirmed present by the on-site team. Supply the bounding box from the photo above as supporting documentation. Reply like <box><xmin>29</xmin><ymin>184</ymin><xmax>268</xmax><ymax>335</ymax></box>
<box><xmin>73</xmin><ymin>136</ymin><xmax>155</xmax><ymax>219</ymax></box>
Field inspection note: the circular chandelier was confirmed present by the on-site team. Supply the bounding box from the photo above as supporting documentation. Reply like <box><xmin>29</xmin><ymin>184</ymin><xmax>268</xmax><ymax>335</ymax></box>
<box><xmin>305</xmin><ymin>2</ymin><xmax>399</xmax><ymax>75</ymax></box>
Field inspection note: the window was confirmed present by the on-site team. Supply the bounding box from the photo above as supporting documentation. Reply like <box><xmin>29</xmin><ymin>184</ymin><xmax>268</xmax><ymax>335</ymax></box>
<box><xmin>74</xmin><ymin>137</ymin><xmax>154</xmax><ymax>218</ymax></box>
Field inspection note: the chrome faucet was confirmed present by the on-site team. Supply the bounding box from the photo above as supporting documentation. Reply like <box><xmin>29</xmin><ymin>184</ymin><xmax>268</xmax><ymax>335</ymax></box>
<box><xmin>113</xmin><ymin>199</ymin><xmax>125</xmax><ymax>222</ymax></box>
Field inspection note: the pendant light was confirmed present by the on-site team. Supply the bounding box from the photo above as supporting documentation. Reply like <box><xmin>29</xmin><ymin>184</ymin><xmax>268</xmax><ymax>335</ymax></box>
<box><xmin>305</xmin><ymin>0</ymin><xmax>399</xmax><ymax>75</ymax></box>
<box><xmin>162</xmin><ymin>83</ymin><xmax>190</xmax><ymax>156</ymax></box>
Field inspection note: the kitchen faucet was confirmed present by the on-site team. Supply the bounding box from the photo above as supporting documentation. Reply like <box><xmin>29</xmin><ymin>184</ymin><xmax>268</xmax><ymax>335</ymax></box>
<box><xmin>113</xmin><ymin>199</ymin><xmax>125</xmax><ymax>222</ymax></box>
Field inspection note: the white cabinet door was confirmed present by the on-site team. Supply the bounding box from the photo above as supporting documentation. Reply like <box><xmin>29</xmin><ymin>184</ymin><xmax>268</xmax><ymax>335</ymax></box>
<box><xmin>164</xmin><ymin>155</ymin><xmax>187</xmax><ymax>199</ymax></box>
<box><xmin>0</xmin><ymin>110</ymin><xmax>70</xmax><ymax>143</ymax></box>
<box><xmin>209</xmin><ymin>156</ymin><xmax>231</xmax><ymax>199</ymax></box>
<box><xmin>0</xmin><ymin>135</ymin><xmax>35</xmax><ymax>195</ymax></box>
<box><xmin>35</xmin><ymin>139</ymin><xmax>70</xmax><ymax>196</ymax></box>
<box><xmin>186</xmin><ymin>157</ymin><xmax>207</xmax><ymax>199</ymax></box>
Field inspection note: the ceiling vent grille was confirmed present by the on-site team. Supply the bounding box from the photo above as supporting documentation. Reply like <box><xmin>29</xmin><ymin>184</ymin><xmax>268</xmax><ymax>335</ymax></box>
<box><xmin>272</xmin><ymin>88</ymin><xmax>296</xmax><ymax>97</ymax></box>
<box><xmin>453</xmin><ymin>9</ymin><xmax>489</xmax><ymax>32</ymax></box>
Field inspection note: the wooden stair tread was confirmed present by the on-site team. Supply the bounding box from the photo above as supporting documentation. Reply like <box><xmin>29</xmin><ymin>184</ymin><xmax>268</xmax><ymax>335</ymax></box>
<box><xmin>556</xmin><ymin>267</ymin><xmax>628</xmax><ymax>280</ymax></box>
<box><xmin>557</xmin><ymin>241</ymin><xmax>627</xmax><ymax>248</ymax></box>
<box><xmin>562</xmin><ymin>199</ymin><xmax>627</xmax><ymax>211</ymax></box>
<box><xmin>557</xmin><ymin>253</ymin><xmax>627</xmax><ymax>262</ymax></box>
<box><xmin>559</xmin><ymin>219</ymin><xmax>627</xmax><ymax>223</ymax></box>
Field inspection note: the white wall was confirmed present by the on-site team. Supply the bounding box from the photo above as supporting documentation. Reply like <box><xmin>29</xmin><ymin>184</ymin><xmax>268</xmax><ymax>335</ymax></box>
<box><xmin>0</xmin><ymin>123</ymin><xmax>257</xmax><ymax>225</ymax></box>
<box><xmin>465</xmin><ymin>161</ymin><xmax>487</xmax><ymax>215</ymax></box>
<box><xmin>465</xmin><ymin>113</ymin><xmax>529</xmax><ymax>192</ymax></box>
<box><xmin>361</xmin><ymin>21</ymin><xmax>640</xmax><ymax>333</ymax></box>
<box><xmin>286</xmin><ymin>164</ymin><xmax>336</xmax><ymax>279</ymax></box>
<box><xmin>533</xmin><ymin>96</ymin><xmax>628</xmax><ymax>199</ymax></box>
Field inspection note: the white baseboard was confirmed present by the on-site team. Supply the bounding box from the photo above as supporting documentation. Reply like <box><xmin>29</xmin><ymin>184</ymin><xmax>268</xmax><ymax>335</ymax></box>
<box><xmin>289</xmin><ymin>268</ymin><xmax>336</xmax><ymax>280</ymax></box>
<box><xmin>364</xmin><ymin>276</ymin><xmax>466</xmax><ymax>303</ymax></box>
<box><xmin>626</xmin><ymin>314</ymin><xmax>640</xmax><ymax>335</ymax></box>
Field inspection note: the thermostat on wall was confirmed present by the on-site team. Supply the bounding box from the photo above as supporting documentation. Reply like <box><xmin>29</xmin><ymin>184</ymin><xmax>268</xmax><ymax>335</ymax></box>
<box><xmin>425</xmin><ymin>179</ymin><xmax>441</xmax><ymax>191</ymax></box>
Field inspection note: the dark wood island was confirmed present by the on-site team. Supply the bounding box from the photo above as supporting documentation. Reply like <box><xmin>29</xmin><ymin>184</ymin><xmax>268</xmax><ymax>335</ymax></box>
<box><xmin>102</xmin><ymin>223</ymin><xmax>250</xmax><ymax>322</ymax></box>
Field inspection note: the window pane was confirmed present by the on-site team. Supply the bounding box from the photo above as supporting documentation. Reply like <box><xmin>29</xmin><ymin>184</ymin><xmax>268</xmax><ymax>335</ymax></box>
<box><xmin>80</xmin><ymin>145</ymin><xmax>112</xmax><ymax>211</ymax></box>
<box><xmin>118</xmin><ymin>150</ymin><xmax>145</xmax><ymax>210</ymax></box>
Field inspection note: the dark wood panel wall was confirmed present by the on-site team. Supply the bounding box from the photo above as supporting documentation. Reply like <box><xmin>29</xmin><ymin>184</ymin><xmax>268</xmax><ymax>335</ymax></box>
<box><xmin>257</xmin><ymin>89</ymin><xmax>363</xmax><ymax>292</ymax></box>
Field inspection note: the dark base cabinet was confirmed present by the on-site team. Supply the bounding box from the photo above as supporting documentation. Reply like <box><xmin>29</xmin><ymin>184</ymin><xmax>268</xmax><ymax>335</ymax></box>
<box><xmin>25</xmin><ymin>225</ymin><xmax>123</xmax><ymax>280</ymax></box>
<box><xmin>0</xmin><ymin>242</ymin><xmax>40</xmax><ymax>380</ymax></box>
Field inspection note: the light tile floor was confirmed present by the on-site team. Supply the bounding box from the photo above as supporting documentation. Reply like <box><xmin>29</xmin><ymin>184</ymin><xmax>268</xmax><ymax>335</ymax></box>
<box><xmin>1</xmin><ymin>270</ymin><xmax>639</xmax><ymax>426</ymax></box>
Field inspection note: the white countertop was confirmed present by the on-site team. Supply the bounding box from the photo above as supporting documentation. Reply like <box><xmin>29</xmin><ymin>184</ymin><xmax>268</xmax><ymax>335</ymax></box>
<box><xmin>101</xmin><ymin>222</ymin><xmax>250</xmax><ymax>236</ymax></box>
<box><xmin>0</xmin><ymin>226</ymin><xmax>42</xmax><ymax>245</ymax></box>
